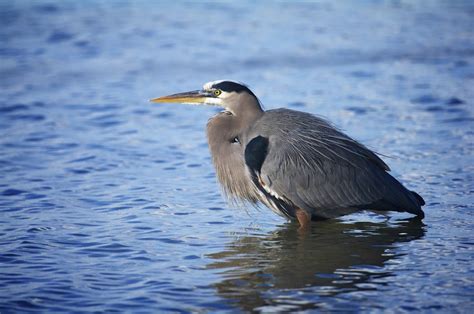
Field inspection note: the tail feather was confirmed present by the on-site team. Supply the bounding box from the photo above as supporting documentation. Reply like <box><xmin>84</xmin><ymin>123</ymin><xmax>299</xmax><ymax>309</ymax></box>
<box><xmin>411</xmin><ymin>191</ymin><xmax>425</xmax><ymax>206</ymax></box>
<box><xmin>364</xmin><ymin>173</ymin><xmax>425</xmax><ymax>219</ymax></box>
<box><xmin>383</xmin><ymin>173</ymin><xmax>425</xmax><ymax>218</ymax></box>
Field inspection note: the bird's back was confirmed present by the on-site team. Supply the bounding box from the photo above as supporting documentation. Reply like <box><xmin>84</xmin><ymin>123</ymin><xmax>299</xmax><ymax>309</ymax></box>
<box><xmin>250</xmin><ymin>109</ymin><xmax>389</xmax><ymax>170</ymax></box>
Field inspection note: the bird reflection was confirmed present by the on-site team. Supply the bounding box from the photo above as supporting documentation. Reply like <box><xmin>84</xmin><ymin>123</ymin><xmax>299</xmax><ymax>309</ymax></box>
<box><xmin>207</xmin><ymin>218</ymin><xmax>425</xmax><ymax>311</ymax></box>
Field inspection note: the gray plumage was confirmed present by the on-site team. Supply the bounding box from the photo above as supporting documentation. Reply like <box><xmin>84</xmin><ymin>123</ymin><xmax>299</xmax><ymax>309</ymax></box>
<box><xmin>152</xmin><ymin>80</ymin><xmax>425</xmax><ymax>223</ymax></box>
<box><xmin>242</xmin><ymin>109</ymin><xmax>425</xmax><ymax>219</ymax></box>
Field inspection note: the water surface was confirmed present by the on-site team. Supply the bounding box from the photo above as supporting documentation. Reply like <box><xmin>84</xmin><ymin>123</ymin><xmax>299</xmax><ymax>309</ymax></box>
<box><xmin>1</xmin><ymin>1</ymin><xmax>473</xmax><ymax>312</ymax></box>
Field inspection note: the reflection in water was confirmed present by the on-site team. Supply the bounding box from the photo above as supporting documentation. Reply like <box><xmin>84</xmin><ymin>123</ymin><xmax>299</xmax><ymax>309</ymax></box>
<box><xmin>207</xmin><ymin>218</ymin><xmax>425</xmax><ymax>311</ymax></box>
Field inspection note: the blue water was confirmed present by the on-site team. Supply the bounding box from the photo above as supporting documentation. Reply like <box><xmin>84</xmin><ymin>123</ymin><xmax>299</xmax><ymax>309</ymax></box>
<box><xmin>1</xmin><ymin>1</ymin><xmax>473</xmax><ymax>312</ymax></box>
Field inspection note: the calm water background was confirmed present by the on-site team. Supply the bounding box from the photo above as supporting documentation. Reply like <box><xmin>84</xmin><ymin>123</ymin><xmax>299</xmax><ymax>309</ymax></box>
<box><xmin>1</xmin><ymin>1</ymin><xmax>473</xmax><ymax>312</ymax></box>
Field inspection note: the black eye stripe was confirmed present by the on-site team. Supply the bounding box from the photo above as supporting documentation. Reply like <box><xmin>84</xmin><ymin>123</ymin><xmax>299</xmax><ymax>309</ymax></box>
<box><xmin>212</xmin><ymin>81</ymin><xmax>253</xmax><ymax>95</ymax></box>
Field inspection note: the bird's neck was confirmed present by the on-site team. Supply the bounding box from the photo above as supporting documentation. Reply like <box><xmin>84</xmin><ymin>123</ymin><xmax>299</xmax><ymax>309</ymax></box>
<box><xmin>235</xmin><ymin>94</ymin><xmax>264</xmax><ymax>126</ymax></box>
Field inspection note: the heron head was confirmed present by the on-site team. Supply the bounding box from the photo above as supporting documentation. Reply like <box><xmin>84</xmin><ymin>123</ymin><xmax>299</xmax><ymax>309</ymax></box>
<box><xmin>151</xmin><ymin>80</ymin><xmax>261</xmax><ymax>114</ymax></box>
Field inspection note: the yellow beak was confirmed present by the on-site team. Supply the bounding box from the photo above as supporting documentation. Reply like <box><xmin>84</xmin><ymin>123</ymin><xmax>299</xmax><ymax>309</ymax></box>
<box><xmin>150</xmin><ymin>90</ymin><xmax>210</xmax><ymax>104</ymax></box>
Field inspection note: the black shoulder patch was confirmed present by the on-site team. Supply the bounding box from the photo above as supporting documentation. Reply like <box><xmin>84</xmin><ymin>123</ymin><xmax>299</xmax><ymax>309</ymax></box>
<box><xmin>245</xmin><ymin>135</ymin><xmax>297</xmax><ymax>219</ymax></box>
<box><xmin>245</xmin><ymin>136</ymin><xmax>269</xmax><ymax>173</ymax></box>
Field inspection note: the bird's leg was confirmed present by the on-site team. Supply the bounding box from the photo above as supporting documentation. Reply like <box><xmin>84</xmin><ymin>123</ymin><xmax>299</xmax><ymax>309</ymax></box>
<box><xmin>295</xmin><ymin>208</ymin><xmax>311</xmax><ymax>229</ymax></box>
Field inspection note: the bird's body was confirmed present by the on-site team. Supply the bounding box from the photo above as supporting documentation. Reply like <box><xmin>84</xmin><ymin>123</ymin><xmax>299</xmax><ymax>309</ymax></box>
<box><xmin>152</xmin><ymin>80</ymin><xmax>425</xmax><ymax>227</ymax></box>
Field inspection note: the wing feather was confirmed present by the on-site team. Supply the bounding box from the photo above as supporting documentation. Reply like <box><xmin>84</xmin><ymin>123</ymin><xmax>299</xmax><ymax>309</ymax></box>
<box><xmin>244</xmin><ymin>109</ymin><xmax>423</xmax><ymax>219</ymax></box>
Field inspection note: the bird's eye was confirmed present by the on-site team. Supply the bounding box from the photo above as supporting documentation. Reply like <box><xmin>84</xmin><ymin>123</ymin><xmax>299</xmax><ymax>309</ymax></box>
<box><xmin>214</xmin><ymin>89</ymin><xmax>222</xmax><ymax>97</ymax></box>
<box><xmin>231</xmin><ymin>136</ymin><xmax>240</xmax><ymax>144</ymax></box>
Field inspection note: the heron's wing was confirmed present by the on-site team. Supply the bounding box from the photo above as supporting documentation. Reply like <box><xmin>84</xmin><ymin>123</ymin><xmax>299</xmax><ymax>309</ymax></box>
<box><xmin>244</xmin><ymin>109</ymin><xmax>422</xmax><ymax>218</ymax></box>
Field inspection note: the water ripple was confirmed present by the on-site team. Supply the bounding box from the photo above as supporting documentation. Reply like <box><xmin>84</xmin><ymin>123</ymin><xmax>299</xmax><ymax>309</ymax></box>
<box><xmin>0</xmin><ymin>1</ymin><xmax>473</xmax><ymax>313</ymax></box>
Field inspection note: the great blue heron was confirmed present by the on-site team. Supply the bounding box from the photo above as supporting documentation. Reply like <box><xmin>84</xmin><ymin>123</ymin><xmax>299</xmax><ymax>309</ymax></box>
<box><xmin>151</xmin><ymin>80</ymin><xmax>425</xmax><ymax>228</ymax></box>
